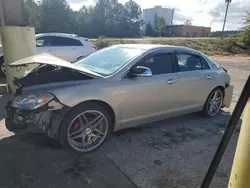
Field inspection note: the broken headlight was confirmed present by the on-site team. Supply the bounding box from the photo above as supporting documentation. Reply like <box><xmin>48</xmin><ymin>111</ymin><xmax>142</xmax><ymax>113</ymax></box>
<box><xmin>12</xmin><ymin>93</ymin><xmax>54</xmax><ymax>110</ymax></box>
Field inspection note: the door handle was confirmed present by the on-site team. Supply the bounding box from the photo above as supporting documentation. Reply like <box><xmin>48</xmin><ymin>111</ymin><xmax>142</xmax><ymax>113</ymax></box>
<box><xmin>167</xmin><ymin>79</ymin><xmax>176</xmax><ymax>84</ymax></box>
<box><xmin>207</xmin><ymin>75</ymin><xmax>213</xmax><ymax>79</ymax></box>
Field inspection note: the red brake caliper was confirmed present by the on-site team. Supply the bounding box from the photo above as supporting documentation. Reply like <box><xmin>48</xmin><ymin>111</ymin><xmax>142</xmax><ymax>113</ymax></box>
<box><xmin>74</xmin><ymin>123</ymin><xmax>79</xmax><ymax>130</ymax></box>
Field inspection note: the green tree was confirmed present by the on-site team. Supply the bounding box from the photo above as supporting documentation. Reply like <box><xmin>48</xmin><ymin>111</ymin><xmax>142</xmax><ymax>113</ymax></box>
<box><xmin>23</xmin><ymin>0</ymin><xmax>143</xmax><ymax>38</ymax></box>
<box><xmin>39</xmin><ymin>0</ymin><xmax>72</xmax><ymax>33</ymax></box>
<box><xmin>124</xmin><ymin>0</ymin><xmax>142</xmax><ymax>37</ymax></box>
<box><xmin>144</xmin><ymin>23</ymin><xmax>155</xmax><ymax>36</ymax></box>
<box><xmin>184</xmin><ymin>20</ymin><xmax>192</xmax><ymax>25</ymax></box>
<box><xmin>73</xmin><ymin>5</ymin><xmax>97</xmax><ymax>37</ymax></box>
<box><xmin>24</xmin><ymin>0</ymin><xmax>40</xmax><ymax>28</ymax></box>
<box><xmin>155</xmin><ymin>17</ymin><xmax>166</xmax><ymax>36</ymax></box>
<box><xmin>242</xmin><ymin>12</ymin><xmax>250</xmax><ymax>46</ymax></box>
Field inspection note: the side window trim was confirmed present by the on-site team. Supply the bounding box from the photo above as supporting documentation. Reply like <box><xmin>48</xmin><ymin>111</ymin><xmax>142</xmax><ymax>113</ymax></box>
<box><xmin>136</xmin><ymin>52</ymin><xmax>175</xmax><ymax>71</ymax></box>
<box><xmin>51</xmin><ymin>36</ymin><xmax>83</xmax><ymax>47</ymax></box>
<box><xmin>199</xmin><ymin>56</ymin><xmax>211</xmax><ymax>70</ymax></box>
<box><xmin>123</xmin><ymin>51</ymin><xmax>175</xmax><ymax>79</ymax></box>
<box><xmin>36</xmin><ymin>36</ymin><xmax>52</xmax><ymax>47</ymax></box>
<box><xmin>174</xmin><ymin>50</ymin><xmax>209</xmax><ymax>72</ymax></box>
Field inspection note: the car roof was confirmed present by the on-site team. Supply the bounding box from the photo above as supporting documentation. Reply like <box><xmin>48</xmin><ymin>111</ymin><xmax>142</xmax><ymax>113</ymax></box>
<box><xmin>35</xmin><ymin>33</ymin><xmax>88</xmax><ymax>40</ymax></box>
<box><xmin>113</xmin><ymin>44</ymin><xmax>200</xmax><ymax>53</ymax></box>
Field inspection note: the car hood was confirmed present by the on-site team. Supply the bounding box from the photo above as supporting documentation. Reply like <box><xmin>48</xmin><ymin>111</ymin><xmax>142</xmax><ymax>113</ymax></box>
<box><xmin>9</xmin><ymin>53</ymin><xmax>103</xmax><ymax>78</ymax></box>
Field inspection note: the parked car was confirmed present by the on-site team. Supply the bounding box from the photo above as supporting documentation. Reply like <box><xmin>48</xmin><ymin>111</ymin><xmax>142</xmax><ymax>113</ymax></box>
<box><xmin>0</xmin><ymin>33</ymin><xmax>97</xmax><ymax>75</ymax></box>
<box><xmin>5</xmin><ymin>44</ymin><xmax>233</xmax><ymax>153</ymax></box>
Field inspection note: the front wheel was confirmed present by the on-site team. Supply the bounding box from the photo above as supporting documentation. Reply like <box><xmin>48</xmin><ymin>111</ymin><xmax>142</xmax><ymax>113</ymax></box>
<box><xmin>202</xmin><ymin>88</ymin><xmax>224</xmax><ymax>117</ymax></box>
<box><xmin>59</xmin><ymin>102</ymin><xmax>112</xmax><ymax>153</ymax></box>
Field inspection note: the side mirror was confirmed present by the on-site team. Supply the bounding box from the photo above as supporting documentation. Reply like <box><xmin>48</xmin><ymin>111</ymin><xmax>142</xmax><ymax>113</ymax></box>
<box><xmin>130</xmin><ymin>66</ymin><xmax>152</xmax><ymax>77</ymax></box>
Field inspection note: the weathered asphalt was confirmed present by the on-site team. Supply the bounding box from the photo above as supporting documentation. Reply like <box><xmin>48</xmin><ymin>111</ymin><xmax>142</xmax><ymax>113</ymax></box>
<box><xmin>0</xmin><ymin>56</ymin><xmax>249</xmax><ymax>188</ymax></box>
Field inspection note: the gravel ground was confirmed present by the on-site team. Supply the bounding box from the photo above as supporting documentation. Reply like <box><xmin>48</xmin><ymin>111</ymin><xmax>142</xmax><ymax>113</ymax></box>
<box><xmin>0</xmin><ymin>56</ymin><xmax>249</xmax><ymax>188</ymax></box>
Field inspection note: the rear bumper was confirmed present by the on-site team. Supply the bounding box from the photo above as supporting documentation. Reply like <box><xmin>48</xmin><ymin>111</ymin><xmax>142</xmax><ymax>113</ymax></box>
<box><xmin>223</xmin><ymin>85</ymin><xmax>234</xmax><ymax>108</ymax></box>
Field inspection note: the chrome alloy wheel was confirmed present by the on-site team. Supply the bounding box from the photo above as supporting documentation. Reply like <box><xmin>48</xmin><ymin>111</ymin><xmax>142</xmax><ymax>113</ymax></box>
<box><xmin>207</xmin><ymin>90</ymin><xmax>223</xmax><ymax>116</ymax></box>
<box><xmin>67</xmin><ymin>110</ymin><xmax>108</xmax><ymax>152</ymax></box>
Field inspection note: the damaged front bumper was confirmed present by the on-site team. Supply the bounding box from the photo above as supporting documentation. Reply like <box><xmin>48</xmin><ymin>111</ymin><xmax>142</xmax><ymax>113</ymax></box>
<box><xmin>5</xmin><ymin>100</ymin><xmax>69</xmax><ymax>138</ymax></box>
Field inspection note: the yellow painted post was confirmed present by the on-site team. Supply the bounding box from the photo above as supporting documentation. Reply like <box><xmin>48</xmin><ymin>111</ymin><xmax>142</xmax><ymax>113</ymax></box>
<box><xmin>0</xmin><ymin>26</ymin><xmax>36</xmax><ymax>91</ymax></box>
<box><xmin>228</xmin><ymin>98</ymin><xmax>250</xmax><ymax>188</ymax></box>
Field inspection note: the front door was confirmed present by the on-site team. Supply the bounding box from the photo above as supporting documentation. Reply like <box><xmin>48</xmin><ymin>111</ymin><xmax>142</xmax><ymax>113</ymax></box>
<box><xmin>119</xmin><ymin>52</ymin><xmax>179</xmax><ymax>124</ymax></box>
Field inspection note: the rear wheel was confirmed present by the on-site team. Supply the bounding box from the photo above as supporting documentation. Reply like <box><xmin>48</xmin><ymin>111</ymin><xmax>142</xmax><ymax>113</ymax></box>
<box><xmin>202</xmin><ymin>88</ymin><xmax>224</xmax><ymax>117</ymax></box>
<box><xmin>59</xmin><ymin>102</ymin><xmax>112</xmax><ymax>153</ymax></box>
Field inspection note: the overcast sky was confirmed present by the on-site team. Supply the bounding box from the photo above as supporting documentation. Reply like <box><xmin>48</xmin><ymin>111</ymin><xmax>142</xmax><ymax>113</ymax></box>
<box><xmin>67</xmin><ymin>0</ymin><xmax>250</xmax><ymax>31</ymax></box>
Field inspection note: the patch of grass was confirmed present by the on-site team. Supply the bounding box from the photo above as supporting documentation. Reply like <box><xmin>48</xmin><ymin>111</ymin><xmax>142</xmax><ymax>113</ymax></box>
<box><xmin>200</xmin><ymin>50</ymin><xmax>214</xmax><ymax>56</ymax></box>
<box><xmin>91</xmin><ymin>37</ymin><xmax>249</xmax><ymax>56</ymax></box>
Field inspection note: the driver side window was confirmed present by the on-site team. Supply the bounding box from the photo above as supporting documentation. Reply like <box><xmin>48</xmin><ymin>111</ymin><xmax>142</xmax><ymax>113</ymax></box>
<box><xmin>138</xmin><ymin>53</ymin><xmax>174</xmax><ymax>75</ymax></box>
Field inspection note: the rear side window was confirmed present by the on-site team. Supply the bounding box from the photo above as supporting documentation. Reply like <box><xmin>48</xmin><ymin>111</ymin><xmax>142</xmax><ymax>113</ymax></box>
<box><xmin>51</xmin><ymin>36</ymin><xmax>83</xmax><ymax>46</ymax></box>
<box><xmin>139</xmin><ymin>53</ymin><xmax>174</xmax><ymax>75</ymax></box>
<box><xmin>36</xmin><ymin>36</ymin><xmax>52</xmax><ymax>47</ymax></box>
<box><xmin>201</xmin><ymin>57</ymin><xmax>210</xmax><ymax>70</ymax></box>
<box><xmin>176</xmin><ymin>53</ymin><xmax>207</xmax><ymax>72</ymax></box>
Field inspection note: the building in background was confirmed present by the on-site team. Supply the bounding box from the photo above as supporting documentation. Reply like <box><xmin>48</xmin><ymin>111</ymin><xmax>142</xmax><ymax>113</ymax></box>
<box><xmin>143</xmin><ymin>6</ymin><xmax>174</xmax><ymax>28</ymax></box>
<box><xmin>166</xmin><ymin>25</ymin><xmax>211</xmax><ymax>37</ymax></box>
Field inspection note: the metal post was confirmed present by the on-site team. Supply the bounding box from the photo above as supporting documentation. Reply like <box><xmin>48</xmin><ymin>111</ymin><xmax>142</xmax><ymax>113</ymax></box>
<box><xmin>221</xmin><ymin>0</ymin><xmax>231</xmax><ymax>39</ymax></box>
<box><xmin>201</xmin><ymin>75</ymin><xmax>250</xmax><ymax>188</ymax></box>
<box><xmin>228</xmin><ymin>98</ymin><xmax>250</xmax><ymax>187</ymax></box>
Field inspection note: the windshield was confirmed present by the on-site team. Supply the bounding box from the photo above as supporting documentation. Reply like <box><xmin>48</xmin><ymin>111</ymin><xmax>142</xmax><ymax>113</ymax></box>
<box><xmin>74</xmin><ymin>46</ymin><xmax>145</xmax><ymax>76</ymax></box>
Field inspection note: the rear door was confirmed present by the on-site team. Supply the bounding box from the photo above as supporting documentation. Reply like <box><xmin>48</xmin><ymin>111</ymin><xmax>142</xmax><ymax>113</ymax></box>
<box><xmin>51</xmin><ymin>36</ymin><xmax>84</xmax><ymax>62</ymax></box>
<box><xmin>174</xmin><ymin>50</ymin><xmax>218</xmax><ymax>110</ymax></box>
<box><xmin>36</xmin><ymin>36</ymin><xmax>55</xmax><ymax>56</ymax></box>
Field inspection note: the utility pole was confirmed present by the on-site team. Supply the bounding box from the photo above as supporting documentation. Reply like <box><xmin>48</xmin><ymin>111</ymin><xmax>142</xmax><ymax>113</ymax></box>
<box><xmin>221</xmin><ymin>0</ymin><xmax>232</xmax><ymax>39</ymax></box>
<box><xmin>0</xmin><ymin>0</ymin><xmax>36</xmax><ymax>91</ymax></box>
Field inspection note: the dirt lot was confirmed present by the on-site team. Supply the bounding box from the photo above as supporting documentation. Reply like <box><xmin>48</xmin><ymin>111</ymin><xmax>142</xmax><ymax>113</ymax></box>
<box><xmin>0</xmin><ymin>57</ymin><xmax>249</xmax><ymax>188</ymax></box>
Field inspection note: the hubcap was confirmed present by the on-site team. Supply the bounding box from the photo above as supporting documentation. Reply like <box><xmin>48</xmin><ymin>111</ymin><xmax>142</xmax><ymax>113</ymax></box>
<box><xmin>207</xmin><ymin>90</ymin><xmax>223</xmax><ymax>116</ymax></box>
<box><xmin>67</xmin><ymin>110</ymin><xmax>108</xmax><ymax>152</ymax></box>
<box><xmin>1</xmin><ymin>63</ymin><xmax>5</xmax><ymax>74</ymax></box>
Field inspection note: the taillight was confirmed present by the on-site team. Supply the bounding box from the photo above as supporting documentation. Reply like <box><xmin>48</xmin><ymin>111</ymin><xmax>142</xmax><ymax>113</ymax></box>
<box><xmin>93</xmin><ymin>45</ymin><xmax>98</xmax><ymax>51</ymax></box>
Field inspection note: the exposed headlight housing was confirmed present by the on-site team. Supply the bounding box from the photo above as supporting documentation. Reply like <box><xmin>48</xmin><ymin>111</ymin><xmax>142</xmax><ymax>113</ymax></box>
<box><xmin>12</xmin><ymin>93</ymin><xmax>54</xmax><ymax>110</ymax></box>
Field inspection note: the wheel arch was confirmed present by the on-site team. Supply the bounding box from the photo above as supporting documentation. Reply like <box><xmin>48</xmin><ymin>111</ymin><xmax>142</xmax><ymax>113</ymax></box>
<box><xmin>83</xmin><ymin>100</ymin><xmax>116</xmax><ymax>128</ymax></box>
<box><xmin>58</xmin><ymin>99</ymin><xmax>116</xmax><ymax>134</ymax></box>
<box><xmin>203</xmin><ymin>85</ymin><xmax>225</xmax><ymax>107</ymax></box>
<box><xmin>211</xmin><ymin>85</ymin><xmax>225</xmax><ymax>96</ymax></box>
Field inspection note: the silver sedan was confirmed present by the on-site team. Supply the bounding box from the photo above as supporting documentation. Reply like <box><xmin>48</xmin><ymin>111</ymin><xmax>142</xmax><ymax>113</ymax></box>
<box><xmin>5</xmin><ymin>44</ymin><xmax>233</xmax><ymax>153</ymax></box>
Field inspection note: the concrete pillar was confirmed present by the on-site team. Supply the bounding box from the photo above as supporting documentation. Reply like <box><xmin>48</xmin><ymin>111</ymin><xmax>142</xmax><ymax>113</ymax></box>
<box><xmin>0</xmin><ymin>26</ymin><xmax>36</xmax><ymax>91</ymax></box>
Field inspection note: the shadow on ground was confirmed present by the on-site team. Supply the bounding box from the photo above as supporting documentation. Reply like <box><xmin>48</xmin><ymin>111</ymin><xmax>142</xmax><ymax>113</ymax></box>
<box><xmin>0</xmin><ymin>132</ymin><xmax>137</xmax><ymax>188</ymax></box>
<box><xmin>0</xmin><ymin>110</ymin><xmax>241</xmax><ymax>188</ymax></box>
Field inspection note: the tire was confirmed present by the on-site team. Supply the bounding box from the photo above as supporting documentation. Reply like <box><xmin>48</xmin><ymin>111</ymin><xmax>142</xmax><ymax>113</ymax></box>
<box><xmin>59</xmin><ymin>102</ymin><xmax>112</xmax><ymax>153</ymax></box>
<box><xmin>202</xmin><ymin>88</ymin><xmax>224</xmax><ymax>117</ymax></box>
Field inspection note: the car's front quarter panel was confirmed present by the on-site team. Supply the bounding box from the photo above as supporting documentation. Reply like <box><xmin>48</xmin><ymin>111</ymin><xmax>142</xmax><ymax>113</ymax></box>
<box><xmin>26</xmin><ymin>79</ymin><xmax>122</xmax><ymax>125</ymax></box>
